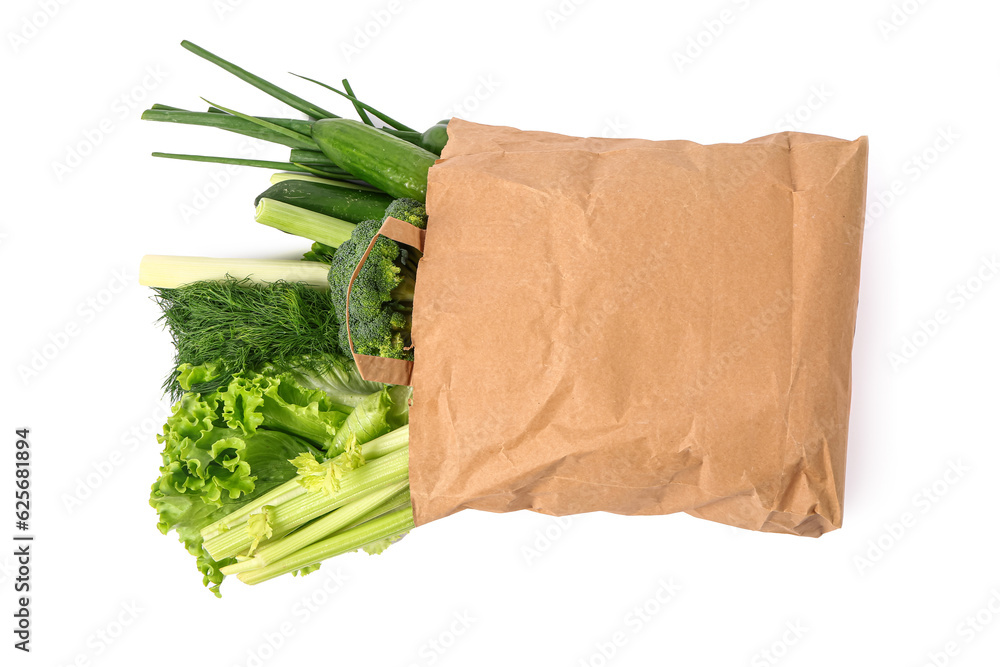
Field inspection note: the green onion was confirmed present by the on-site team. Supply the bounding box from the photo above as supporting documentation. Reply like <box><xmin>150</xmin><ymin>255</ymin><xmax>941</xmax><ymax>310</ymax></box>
<box><xmin>180</xmin><ymin>40</ymin><xmax>337</xmax><ymax>120</ymax></box>
<box><xmin>291</xmin><ymin>73</ymin><xmax>417</xmax><ymax>132</ymax></box>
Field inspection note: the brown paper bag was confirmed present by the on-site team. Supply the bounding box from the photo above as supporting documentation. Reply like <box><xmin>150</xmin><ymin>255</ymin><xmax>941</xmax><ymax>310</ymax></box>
<box><xmin>408</xmin><ymin>119</ymin><xmax>868</xmax><ymax>537</ymax></box>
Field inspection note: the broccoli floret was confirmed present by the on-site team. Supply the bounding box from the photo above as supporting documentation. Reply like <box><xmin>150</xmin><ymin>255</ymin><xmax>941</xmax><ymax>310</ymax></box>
<box><xmin>328</xmin><ymin>200</ymin><xmax>423</xmax><ymax>360</ymax></box>
<box><xmin>383</xmin><ymin>198</ymin><xmax>428</xmax><ymax>229</ymax></box>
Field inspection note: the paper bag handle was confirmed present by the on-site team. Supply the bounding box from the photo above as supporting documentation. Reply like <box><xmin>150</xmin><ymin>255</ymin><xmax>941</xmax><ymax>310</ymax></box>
<box><xmin>345</xmin><ymin>216</ymin><xmax>426</xmax><ymax>385</ymax></box>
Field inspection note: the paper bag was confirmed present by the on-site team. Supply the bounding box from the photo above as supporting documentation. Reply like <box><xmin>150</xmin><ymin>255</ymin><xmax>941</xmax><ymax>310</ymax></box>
<box><xmin>409</xmin><ymin>119</ymin><xmax>868</xmax><ymax>537</ymax></box>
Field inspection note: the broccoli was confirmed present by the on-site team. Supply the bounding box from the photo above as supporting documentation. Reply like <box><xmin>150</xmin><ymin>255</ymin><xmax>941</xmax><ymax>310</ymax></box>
<box><xmin>328</xmin><ymin>199</ymin><xmax>427</xmax><ymax>360</ymax></box>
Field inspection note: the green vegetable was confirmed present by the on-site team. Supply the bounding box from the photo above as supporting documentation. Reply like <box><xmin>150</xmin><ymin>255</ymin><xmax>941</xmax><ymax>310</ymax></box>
<box><xmin>254</xmin><ymin>179</ymin><xmax>394</xmax><ymax>224</ymax></box>
<box><xmin>420</xmin><ymin>120</ymin><xmax>450</xmax><ymax>154</ymax></box>
<box><xmin>151</xmin><ymin>358</ymin><xmax>409</xmax><ymax>595</ymax></box>
<box><xmin>153</xmin><ymin>278</ymin><xmax>345</xmax><ymax>396</ymax></box>
<box><xmin>179</xmin><ymin>40</ymin><xmax>337</xmax><ymax>120</ymax></box>
<box><xmin>255</xmin><ymin>199</ymin><xmax>356</xmax><ymax>248</ymax></box>
<box><xmin>327</xmin><ymin>200</ymin><xmax>427</xmax><ymax>360</ymax></box>
<box><xmin>150</xmin><ymin>363</ymin><xmax>330</xmax><ymax>596</ymax></box>
<box><xmin>311</xmin><ymin>119</ymin><xmax>438</xmax><ymax>202</ymax></box>
<box><xmin>140</xmin><ymin>108</ymin><xmax>317</xmax><ymax>150</ymax></box>
<box><xmin>270</xmin><ymin>172</ymin><xmax>379</xmax><ymax>192</ymax></box>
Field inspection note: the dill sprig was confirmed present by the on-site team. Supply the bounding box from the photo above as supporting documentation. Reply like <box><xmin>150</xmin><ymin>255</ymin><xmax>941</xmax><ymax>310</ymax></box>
<box><xmin>153</xmin><ymin>277</ymin><xmax>344</xmax><ymax>396</ymax></box>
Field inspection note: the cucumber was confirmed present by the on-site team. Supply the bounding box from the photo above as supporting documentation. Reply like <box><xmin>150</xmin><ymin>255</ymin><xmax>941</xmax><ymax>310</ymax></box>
<box><xmin>311</xmin><ymin>118</ymin><xmax>437</xmax><ymax>202</ymax></box>
<box><xmin>254</xmin><ymin>180</ymin><xmax>394</xmax><ymax>224</ymax></box>
<box><xmin>420</xmin><ymin>121</ymin><xmax>450</xmax><ymax>154</ymax></box>
<box><xmin>288</xmin><ymin>148</ymin><xmax>347</xmax><ymax>171</ymax></box>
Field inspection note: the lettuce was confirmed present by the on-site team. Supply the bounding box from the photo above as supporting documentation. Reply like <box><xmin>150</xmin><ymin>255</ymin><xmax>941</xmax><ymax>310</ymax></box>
<box><xmin>150</xmin><ymin>363</ymin><xmax>341</xmax><ymax>595</ymax></box>
<box><xmin>150</xmin><ymin>360</ymin><xmax>405</xmax><ymax>595</ymax></box>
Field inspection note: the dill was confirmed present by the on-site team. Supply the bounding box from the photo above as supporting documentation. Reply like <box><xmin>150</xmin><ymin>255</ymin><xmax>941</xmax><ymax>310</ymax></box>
<box><xmin>153</xmin><ymin>277</ymin><xmax>345</xmax><ymax>396</ymax></box>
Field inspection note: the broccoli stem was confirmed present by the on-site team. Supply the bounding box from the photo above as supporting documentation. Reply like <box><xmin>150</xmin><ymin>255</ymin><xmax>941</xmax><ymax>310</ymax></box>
<box><xmin>391</xmin><ymin>273</ymin><xmax>417</xmax><ymax>302</ymax></box>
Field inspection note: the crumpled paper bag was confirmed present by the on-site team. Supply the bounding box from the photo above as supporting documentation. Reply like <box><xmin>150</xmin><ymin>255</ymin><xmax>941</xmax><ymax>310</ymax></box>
<box><xmin>409</xmin><ymin>119</ymin><xmax>868</xmax><ymax>537</ymax></box>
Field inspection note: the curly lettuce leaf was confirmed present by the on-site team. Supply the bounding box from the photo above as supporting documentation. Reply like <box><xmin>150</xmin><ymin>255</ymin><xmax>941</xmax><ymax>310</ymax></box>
<box><xmin>277</xmin><ymin>354</ymin><xmax>385</xmax><ymax>411</ymax></box>
<box><xmin>327</xmin><ymin>385</ymin><xmax>411</xmax><ymax>456</ymax></box>
<box><xmin>219</xmin><ymin>371</ymin><xmax>350</xmax><ymax>449</ymax></box>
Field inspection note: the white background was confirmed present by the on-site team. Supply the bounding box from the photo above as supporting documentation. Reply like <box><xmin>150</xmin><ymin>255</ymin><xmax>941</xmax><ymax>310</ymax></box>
<box><xmin>2</xmin><ymin>1</ymin><xmax>999</xmax><ymax>665</ymax></box>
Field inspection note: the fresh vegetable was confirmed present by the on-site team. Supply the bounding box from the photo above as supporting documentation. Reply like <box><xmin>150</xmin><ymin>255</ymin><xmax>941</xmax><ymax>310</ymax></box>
<box><xmin>152</xmin><ymin>278</ymin><xmax>345</xmax><ymax>396</ymax></box>
<box><xmin>254</xmin><ymin>179</ymin><xmax>394</xmax><ymax>224</ymax></box>
<box><xmin>151</xmin><ymin>358</ymin><xmax>410</xmax><ymax>595</ymax></box>
<box><xmin>311</xmin><ymin>118</ymin><xmax>438</xmax><ymax>202</ymax></box>
<box><xmin>327</xmin><ymin>200</ymin><xmax>427</xmax><ymax>360</ymax></box>
<box><xmin>419</xmin><ymin>120</ymin><xmax>450</xmax><ymax>154</ymax></box>
<box><xmin>254</xmin><ymin>199</ymin><xmax>356</xmax><ymax>248</ymax></box>
<box><xmin>151</xmin><ymin>362</ymin><xmax>330</xmax><ymax>595</ymax></box>
<box><xmin>141</xmin><ymin>41</ymin><xmax>450</xmax><ymax>595</ymax></box>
